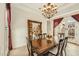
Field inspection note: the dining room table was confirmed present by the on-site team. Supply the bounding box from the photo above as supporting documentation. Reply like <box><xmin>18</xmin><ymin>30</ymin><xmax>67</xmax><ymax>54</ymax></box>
<box><xmin>32</xmin><ymin>38</ymin><xmax>55</xmax><ymax>55</ymax></box>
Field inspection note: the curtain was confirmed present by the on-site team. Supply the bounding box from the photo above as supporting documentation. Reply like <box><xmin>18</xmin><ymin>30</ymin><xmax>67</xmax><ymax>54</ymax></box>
<box><xmin>6</xmin><ymin>3</ymin><xmax>12</xmax><ymax>50</ymax></box>
<box><xmin>53</xmin><ymin>18</ymin><xmax>63</xmax><ymax>36</ymax></box>
<box><xmin>72</xmin><ymin>14</ymin><xmax>79</xmax><ymax>22</ymax></box>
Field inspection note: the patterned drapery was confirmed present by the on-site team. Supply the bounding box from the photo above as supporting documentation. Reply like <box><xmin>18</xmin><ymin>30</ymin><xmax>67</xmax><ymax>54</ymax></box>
<box><xmin>53</xmin><ymin>18</ymin><xmax>63</xmax><ymax>36</ymax></box>
<box><xmin>72</xmin><ymin>14</ymin><xmax>79</xmax><ymax>22</ymax></box>
<box><xmin>6</xmin><ymin>3</ymin><xmax>12</xmax><ymax>50</ymax></box>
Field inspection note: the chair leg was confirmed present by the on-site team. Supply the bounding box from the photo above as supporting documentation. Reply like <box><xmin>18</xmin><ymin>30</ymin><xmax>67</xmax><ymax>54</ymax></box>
<box><xmin>47</xmin><ymin>51</ymin><xmax>56</xmax><ymax>56</ymax></box>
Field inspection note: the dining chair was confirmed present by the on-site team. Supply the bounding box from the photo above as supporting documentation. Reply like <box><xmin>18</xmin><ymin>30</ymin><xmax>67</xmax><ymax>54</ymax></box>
<box><xmin>26</xmin><ymin>37</ymin><xmax>32</xmax><ymax>56</ymax></box>
<box><xmin>47</xmin><ymin>37</ymin><xmax>68</xmax><ymax>56</ymax></box>
<box><xmin>26</xmin><ymin>37</ymin><xmax>39</xmax><ymax>56</ymax></box>
<box><xmin>42</xmin><ymin>33</ymin><xmax>47</xmax><ymax>39</ymax></box>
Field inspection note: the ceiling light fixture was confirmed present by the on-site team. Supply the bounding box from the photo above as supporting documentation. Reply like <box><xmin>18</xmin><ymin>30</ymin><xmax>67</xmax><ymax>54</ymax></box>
<box><xmin>39</xmin><ymin>3</ymin><xmax>58</xmax><ymax>19</ymax></box>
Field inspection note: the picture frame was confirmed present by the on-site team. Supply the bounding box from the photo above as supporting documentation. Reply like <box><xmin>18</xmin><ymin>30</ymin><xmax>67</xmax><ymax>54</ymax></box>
<box><xmin>68</xmin><ymin>22</ymin><xmax>75</xmax><ymax>38</ymax></box>
<box><xmin>28</xmin><ymin>20</ymin><xmax>42</xmax><ymax>40</ymax></box>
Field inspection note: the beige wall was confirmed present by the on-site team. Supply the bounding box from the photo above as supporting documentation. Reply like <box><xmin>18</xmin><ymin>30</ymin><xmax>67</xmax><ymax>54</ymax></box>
<box><xmin>0</xmin><ymin>4</ymin><xmax>8</xmax><ymax>56</ymax></box>
<box><xmin>11</xmin><ymin>5</ymin><xmax>47</xmax><ymax>49</ymax></box>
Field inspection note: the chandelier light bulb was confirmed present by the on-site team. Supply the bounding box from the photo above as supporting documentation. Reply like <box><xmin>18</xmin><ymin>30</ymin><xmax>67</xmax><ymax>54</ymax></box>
<box><xmin>40</xmin><ymin>3</ymin><xmax>57</xmax><ymax>19</ymax></box>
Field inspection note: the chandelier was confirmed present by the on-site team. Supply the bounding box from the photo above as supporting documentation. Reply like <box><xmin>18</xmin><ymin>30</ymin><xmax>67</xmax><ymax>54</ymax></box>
<box><xmin>39</xmin><ymin>3</ymin><xmax>58</xmax><ymax>19</ymax></box>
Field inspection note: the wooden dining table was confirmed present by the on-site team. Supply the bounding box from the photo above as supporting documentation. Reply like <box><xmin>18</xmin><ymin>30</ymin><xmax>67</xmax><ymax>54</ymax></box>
<box><xmin>32</xmin><ymin>39</ymin><xmax>55</xmax><ymax>55</ymax></box>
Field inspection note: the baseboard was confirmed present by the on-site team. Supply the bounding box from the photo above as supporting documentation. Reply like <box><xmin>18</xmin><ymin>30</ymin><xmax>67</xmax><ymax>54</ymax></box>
<box><xmin>13</xmin><ymin>43</ymin><xmax>26</xmax><ymax>49</ymax></box>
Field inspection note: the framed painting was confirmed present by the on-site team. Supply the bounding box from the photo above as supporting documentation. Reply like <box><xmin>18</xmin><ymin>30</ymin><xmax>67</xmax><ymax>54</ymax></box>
<box><xmin>68</xmin><ymin>22</ymin><xmax>75</xmax><ymax>38</ymax></box>
<box><xmin>28</xmin><ymin>20</ymin><xmax>42</xmax><ymax>40</ymax></box>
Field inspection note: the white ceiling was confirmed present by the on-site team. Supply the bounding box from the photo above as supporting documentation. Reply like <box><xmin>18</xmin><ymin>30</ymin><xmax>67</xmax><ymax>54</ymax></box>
<box><xmin>12</xmin><ymin>3</ymin><xmax>79</xmax><ymax>19</ymax></box>
<box><xmin>20</xmin><ymin>3</ymin><xmax>73</xmax><ymax>12</ymax></box>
